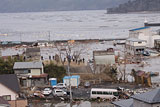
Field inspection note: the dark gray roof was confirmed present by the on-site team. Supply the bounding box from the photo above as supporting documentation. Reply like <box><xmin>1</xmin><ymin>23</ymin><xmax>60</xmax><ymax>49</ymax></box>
<box><xmin>26</xmin><ymin>47</ymin><xmax>40</xmax><ymax>53</ymax></box>
<box><xmin>0</xmin><ymin>97</ymin><xmax>10</xmax><ymax>106</ymax></box>
<box><xmin>131</xmin><ymin>88</ymin><xmax>160</xmax><ymax>104</ymax></box>
<box><xmin>0</xmin><ymin>74</ymin><xmax>20</xmax><ymax>93</ymax></box>
<box><xmin>112</xmin><ymin>99</ymin><xmax>133</xmax><ymax>107</ymax></box>
<box><xmin>13</xmin><ymin>61</ymin><xmax>43</xmax><ymax>69</ymax></box>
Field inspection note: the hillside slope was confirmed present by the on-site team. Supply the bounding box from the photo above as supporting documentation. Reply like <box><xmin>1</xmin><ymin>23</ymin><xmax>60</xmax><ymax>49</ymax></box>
<box><xmin>107</xmin><ymin>0</ymin><xmax>160</xmax><ymax>14</ymax></box>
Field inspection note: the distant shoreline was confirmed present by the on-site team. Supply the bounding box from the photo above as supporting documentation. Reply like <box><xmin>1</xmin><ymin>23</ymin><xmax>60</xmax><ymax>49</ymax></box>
<box><xmin>107</xmin><ymin>11</ymin><xmax>160</xmax><ymax>14</ymax></box>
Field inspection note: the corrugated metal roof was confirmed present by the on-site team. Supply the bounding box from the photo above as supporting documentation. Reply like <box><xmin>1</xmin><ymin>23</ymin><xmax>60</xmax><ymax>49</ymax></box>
<box><xmin>112</xmin><ymin>99</ymin><xmax>133</xmax><ymax>107</ymax></box>
<box><xmin>131</xmin><ymin>88</ymin><xmax>160</xmax><ymax>104</ymax></box>
<box><xmin>13</xmin><ymin>61</ymin><xmax>43</xmax><ymax>69</ymax></box>
<box><xmin>129</xmin><ymin>27</ymin><xmax>150</xmax><ymax>31</ymax></box>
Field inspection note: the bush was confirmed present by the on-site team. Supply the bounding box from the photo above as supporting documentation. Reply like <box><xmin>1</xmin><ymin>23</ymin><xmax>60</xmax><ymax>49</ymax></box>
<box><xmin>44</xmin><ymin>62</ymin><xmax>66</xmax><ymax>82</ymax></box>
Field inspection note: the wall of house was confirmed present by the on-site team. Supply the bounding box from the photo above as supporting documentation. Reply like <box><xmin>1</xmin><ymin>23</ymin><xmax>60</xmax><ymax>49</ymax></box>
<box><xmin>28</xmin><ymin>69</ymin><xmax>41</xmax><ymax>75</ymax></box>
<box><xmin>15</xmin><ymin>68</ymin><xmax>43</xmax><ymax>76</ymax></box>
<box><xmin>0</xmin><ymin>83</ymin><xmax>18</xmax><ymax>101</ymax></box>
<box><xmin>151</xmin><ymin>35</ymin><xmax>160</xmax><ymax>48</ymax></box>
<box><xmin>133</xmin><ymin>41</ymin><xmax>146</xmax><ymax>47</ymax></box>
<box><xmin>152</xmin><ymin>103</ymin><xmax>160</xmax><ymax>107</ymax></box>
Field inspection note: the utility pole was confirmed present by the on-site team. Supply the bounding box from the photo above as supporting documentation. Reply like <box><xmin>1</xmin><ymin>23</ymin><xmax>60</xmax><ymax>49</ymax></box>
<box><xmin>66</xmin><ymin>44</ymin><xmax>72</xmax><ymax>106</ymax></box>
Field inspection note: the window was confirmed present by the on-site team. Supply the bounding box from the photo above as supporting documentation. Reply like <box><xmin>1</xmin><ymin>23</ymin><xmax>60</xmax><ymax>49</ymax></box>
<box><xmin>97</xmin><ymin>91</ymin><xmax>102</xmax><ymax>94</ymax></box>
<box><xmin>28</xmin><ymin>70</ymin><xmax>31</xmax><ymax>73</ymax></box>
<box><xmin>113</xmin><ymin>92</ymin><xmax>118</xmax><ymax>96</ymax></box>
<box><xmin>2</xmin><ymin>95</ymin><xmax>11</xmax><ymax>101</ymax></box>
<box><xmin>92</xmin><ymin>91</ymin><xmax>96</xmax><ymax>94</ymax></box>
<box><xmin>138</xmin><ymin>42</ymin><xmax>142</xmax><ymax>44</ymax></box>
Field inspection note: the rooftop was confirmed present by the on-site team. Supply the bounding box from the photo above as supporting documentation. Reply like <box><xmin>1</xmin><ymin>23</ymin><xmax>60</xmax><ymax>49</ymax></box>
<box><xmin>0</xmin><ymin>74</ymin><xmax>20</xmax><ymax>93</ymax></box>
<box><xmin>131</xmin><ymin>88</ymin><xmax>160</xmax><ymax>104</ymax></box>
<box><xmin>112</xmin><ymin>99</ymin><xmax>133</xmax><ymax>107</ymax></box>
<box><xmin>129</xmin><ymin>26</ymin><xmax>150</xmax><ymax>31</ymax></box>
<box><xmin>13</xmin><ymin>61</ymin><xmax>43</xmax><ymax>69</ymax></box>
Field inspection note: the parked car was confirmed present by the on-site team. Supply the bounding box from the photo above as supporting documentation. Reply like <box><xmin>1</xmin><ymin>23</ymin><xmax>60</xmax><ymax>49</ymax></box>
<box><xmin>52</xmin><ymin>83</ymin><xmax>67</xmax><ymax>89</ymax></box>
<box><xmin>84</xmin><ymin>81</ymin><xmax>91</xmax><ymax>88</ymax></box>
<box><xmin>42</xmin><ymin>88</ymin><xmax>52</xmax><ymax>96</ymax></box>
<box><xmin>52</xmin><ymin>89</ymin><xmax>67</xmax><ymax>97</ymax></box>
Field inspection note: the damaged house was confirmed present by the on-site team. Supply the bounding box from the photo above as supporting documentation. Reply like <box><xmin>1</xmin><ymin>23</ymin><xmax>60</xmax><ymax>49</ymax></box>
<box><xmin>13</xmin><ymin>61</ymin><xmax>48</xmax><ymax>87</ymax></box>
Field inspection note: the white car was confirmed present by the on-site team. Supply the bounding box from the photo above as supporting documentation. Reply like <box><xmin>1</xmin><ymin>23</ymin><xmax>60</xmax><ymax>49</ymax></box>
<box><xmin>42</xmin><ymin>88</ymin><xmax>52</xmax><ymax>96</ymax></box>
<box><xmin>52</xmin><ymin>83</ymin><xmax>67</xmax><ymax>89</ymax></box>
<box><xmin>53</xmin><ymin>89</ymin><xmax>67</xmax><ymax>97</ymax></box>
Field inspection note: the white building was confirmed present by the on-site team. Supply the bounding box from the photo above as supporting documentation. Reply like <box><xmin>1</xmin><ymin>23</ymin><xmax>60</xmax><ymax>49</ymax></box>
<box><xmin>129</xmin><ymin>27</ymin><xmax>160</xmax><ymax>48</ymax></box>
<box><xmin>126</xmin><ymin>38</ymin><xmax>147</xmax><ymax>55</ymax></box>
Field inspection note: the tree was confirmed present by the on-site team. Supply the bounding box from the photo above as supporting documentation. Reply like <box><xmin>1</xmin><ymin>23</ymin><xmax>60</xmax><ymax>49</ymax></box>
<box><xmin>44</xmin><ymin>62</ymin><xmax>66</xmax><ymax>82</ymax></box>
<box><xmin>0</xmin><ymin>56</ymin><xmax>24</xmax><ymax>74</ymax></box>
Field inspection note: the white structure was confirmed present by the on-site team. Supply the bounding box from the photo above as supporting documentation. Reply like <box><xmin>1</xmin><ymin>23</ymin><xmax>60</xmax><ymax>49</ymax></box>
<box><xmin>63</xmin><ymin>75</ymin><xmax>80</xmax><ymax>87</ymax></box>
<box><xmin>129</xmin><ymin>27</ymin><xmax>160</xmax><ymax>48</ymax></box>
<box><xmin>126</xmin><ymin>38</ymin><xmax>147</xmax><ymax>55</ymax></box>
<box><xmin>90</xmin><ymin>88</ymin><xmax>118</xmax><ymax>99</ymax></box>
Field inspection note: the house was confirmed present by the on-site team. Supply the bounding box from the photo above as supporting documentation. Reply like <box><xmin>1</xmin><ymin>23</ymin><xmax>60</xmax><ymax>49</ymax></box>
<box><xmin>132</xmin><ymin>70</ymin><xmax>151</xmax><ymax>87</ymax></box>
<box><xmin>13</xmin><ymin>61</ymin><xmax>48</xmax><ymax>87</ymax></box>
<box><xmin>129</xmin><ymin>27</ymin><xmax>160</xmax><ymax>48</ymax></box>
<box><xmin>25</xmin><ymin>47</ymin><xmax>40</xmax><ymax>61</ymax></box>
<box><xmin>93</xmin><ymin>48</ymin><xmax>115</xmax><ymax>73</ymax></box>
<box><xmin>0</xmin><ymin>74</ymin><xmax>28</xmax><ymax>107</ymax></box>
<box><xmin>0</xmin><ymin>97</ymin><xmax>10</xmax><ymax>107</ymax></box>
<box><xmin>113</xmin><ymin>88</ymin><xmax>160</xmax><ymax>107</ymax></box>
<box><xmin>125</xmin><ymin>38</ymin><xmax>147</xmax><ymax>55</ymax></box>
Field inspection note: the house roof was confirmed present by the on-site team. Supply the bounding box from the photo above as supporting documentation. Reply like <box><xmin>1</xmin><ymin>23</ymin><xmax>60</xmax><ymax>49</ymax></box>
<box><xmin>0</xmin><ymin>97</ymin><xmax>10</xmax><ymax>106</ymax></box>
<box><xmin>26</xmin><ymin>47</ymin><xmax>40</xmax><ymax>53</ymax></box>
<box><xmin>13</xmin><ymin>61</ymin><xmax>43</xmax><ymax>69</ymax></box>
<box><xmin>131</xmin><ymin>88</ymin><xmax>160</xmax><ymax>104</ymax></box>
<box><xmin>0</xmin><ymin>74</ymin><xmax>20</xmax><ymax>93</ymax></box>
<box><xmin>112</xmin><ymin>99</ymin><xmax>133</xmax><ymax>107</ymax></box>
<box><xmin>129</xmin><ymin>26</ymin><xmax>150</xmax><ymax>31</ymax></box>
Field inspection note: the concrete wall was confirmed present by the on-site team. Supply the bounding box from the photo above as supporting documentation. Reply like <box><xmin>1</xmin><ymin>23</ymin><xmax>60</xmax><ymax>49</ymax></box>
<box><xmin>0</xmin><ymin>83</ymin><xmax>18</xmax><ymax>101</ymax></box>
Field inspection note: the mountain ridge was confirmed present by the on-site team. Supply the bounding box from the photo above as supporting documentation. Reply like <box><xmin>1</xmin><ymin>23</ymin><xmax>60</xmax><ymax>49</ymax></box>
<box><xmin>107</xmin><ymin>0</ymin><xmax>160</xmax><ymax>14</ymax></box>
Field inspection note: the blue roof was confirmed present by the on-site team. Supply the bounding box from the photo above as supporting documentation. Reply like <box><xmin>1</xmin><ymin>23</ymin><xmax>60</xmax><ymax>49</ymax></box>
<box><xmin>63</xmin><ymin>75</ymin><xmax>80</xmax><ymax>79</ymax></box>
<box><xmin>129</xmin><ymin>27</ymin><xmax>150</xmax><ymax>31</ymax></box>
